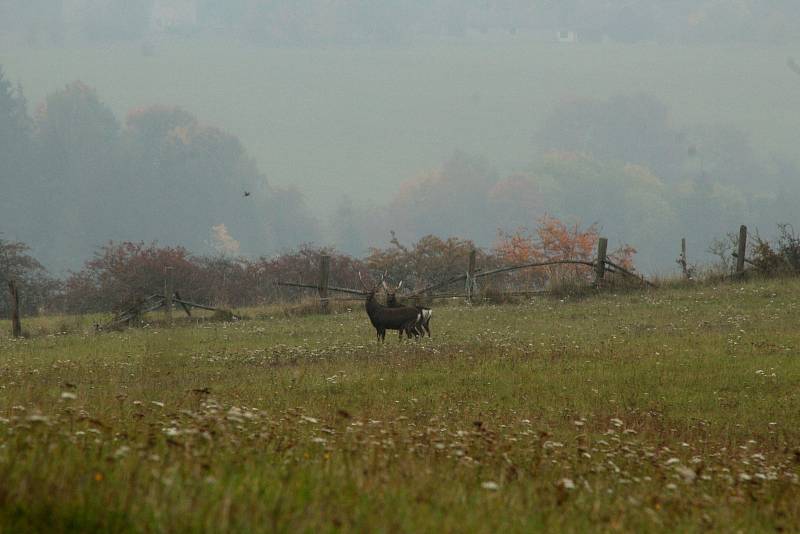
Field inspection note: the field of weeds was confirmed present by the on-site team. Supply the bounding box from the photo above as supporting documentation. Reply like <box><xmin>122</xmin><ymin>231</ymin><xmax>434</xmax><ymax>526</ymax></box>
<box><xmin>1</xmin><ymin>279</ymin><xmax>800</xmax><ymax>532</ymax></box>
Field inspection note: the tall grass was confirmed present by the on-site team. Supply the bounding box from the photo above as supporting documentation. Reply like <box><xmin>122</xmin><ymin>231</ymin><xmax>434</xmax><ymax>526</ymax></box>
<box><xmin>1</xmin><ymin>277</ymin><xmax>799</xmax><ymax>531</ymax></box>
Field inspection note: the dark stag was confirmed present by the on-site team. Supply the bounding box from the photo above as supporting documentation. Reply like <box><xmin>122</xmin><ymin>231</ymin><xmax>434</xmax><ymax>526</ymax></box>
<box><xmin>359</xmin><ymin>273</ymin><xmax>423</xmax><ymax>342</ymax></box>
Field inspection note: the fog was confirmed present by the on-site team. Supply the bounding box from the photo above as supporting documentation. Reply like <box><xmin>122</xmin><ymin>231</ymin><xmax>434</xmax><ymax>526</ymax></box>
<box><xmin>2</xmin><ymin>1</ymin><xmax>800</xmax><ymax>274</ymax></box>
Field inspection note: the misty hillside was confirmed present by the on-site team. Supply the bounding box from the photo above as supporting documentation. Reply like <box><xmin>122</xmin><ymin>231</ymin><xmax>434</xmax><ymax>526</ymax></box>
<box><xmin>1</xmin><ymin>2</ymin><xmax>800</xmax><ymax>274</ymax></box>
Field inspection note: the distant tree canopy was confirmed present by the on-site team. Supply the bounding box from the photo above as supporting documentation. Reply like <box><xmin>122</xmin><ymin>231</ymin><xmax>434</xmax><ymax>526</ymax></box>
<box><xmin>0</xmin><ymin>73</ymin><xmax>319</xmax><ymax>272</ymax></box>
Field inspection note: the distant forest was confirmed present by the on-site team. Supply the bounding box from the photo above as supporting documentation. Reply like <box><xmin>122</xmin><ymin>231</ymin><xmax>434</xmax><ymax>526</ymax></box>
<box><xmin>3</xmin><ymin>1</ymin><xmax>800</xmax><ymax>46</ymax></box>
<box><xmin>0</xmin><ymin>69</ymin><xmax>319</xmax><ymax>270</ymax></box>
<box><xmin>2</xmin><ymin>63</ymin><xmax>800</xmax><ymax>274</ymax></box>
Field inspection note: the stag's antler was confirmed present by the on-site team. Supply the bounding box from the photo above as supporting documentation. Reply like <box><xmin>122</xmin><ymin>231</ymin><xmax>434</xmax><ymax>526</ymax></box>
<box><xmin>382</xmin><ymin>277</ymin><xmax>404</xmax><ymax>296</ymax></box>
<box><xmin>357</xmin><ymin>272</ymin><xmax>371</xmax><ymax>292</ymax></box>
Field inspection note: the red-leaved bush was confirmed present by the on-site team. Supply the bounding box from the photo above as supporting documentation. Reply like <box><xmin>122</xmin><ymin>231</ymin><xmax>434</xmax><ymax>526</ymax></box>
<box><xmin>62</xmin><ymin>242</ymin><xmax>367</xmax><ymax>313</ymax></box>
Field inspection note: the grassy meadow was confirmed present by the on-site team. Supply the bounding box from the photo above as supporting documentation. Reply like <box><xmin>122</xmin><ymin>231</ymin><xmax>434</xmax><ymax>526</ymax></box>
<box><xmin>1</xmin><ymin>279</ymin><xmax>800</xmax><ymax>531</ymax></box>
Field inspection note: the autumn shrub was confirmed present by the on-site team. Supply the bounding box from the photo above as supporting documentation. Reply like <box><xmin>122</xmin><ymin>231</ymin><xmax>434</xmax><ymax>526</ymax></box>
<box><xmin>62</xmin><ymin>242</ymin><xmax>203</xmax><ymax>314</ymax></box>
<box><xmin>365</xmin><ymin>233</ymin><xmax>498</xmax><ymax>291</ymax></box>
<box><xmin>62</xmin><ymin>242</ymin><xmax>367</xmax><ymax>314</ymax></box>
<box><xmin>749</xmin><ymin>225</ymin><xmax>800</xmax><ymax>277</ymax></box>
<box><xmin>777</xmin><ymin>224</ymin><xmax>800</xmax><ymax>271</ymax></box>
<box><xmin>750</xmin><ymin>237</ymin><xmax>787</xmax><ymax>276</ymax></box>
<box><xmin>494</xmin><ymin>215</ymin><xmax>636</xmax><ymax>291</ymax></box>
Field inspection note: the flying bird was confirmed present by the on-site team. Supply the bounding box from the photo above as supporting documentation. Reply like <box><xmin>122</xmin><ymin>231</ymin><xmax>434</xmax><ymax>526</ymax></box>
<box><xmin>243</xmin><ymin>191</ymin><xmax>251</xmax><ymax>197</ymax></box>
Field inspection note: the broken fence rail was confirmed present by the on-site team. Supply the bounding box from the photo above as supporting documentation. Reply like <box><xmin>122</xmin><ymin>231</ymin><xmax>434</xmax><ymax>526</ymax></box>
<box><xmin>275</xmin><ymin>257</ymin><xmax>653</xmax><ymax>303</ymax></box>
<box><xmin>106</xmin><ymin>294</ymin><xmax>241</xmax><ymax>329</ymax></box>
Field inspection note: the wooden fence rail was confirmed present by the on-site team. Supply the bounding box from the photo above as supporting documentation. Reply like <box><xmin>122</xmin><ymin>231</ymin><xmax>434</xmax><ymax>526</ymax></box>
<box><xmin>273</xmin><ymin>236</ymin><xmax>660</xmax><ymax>309</ymax></box>
<box><xmin>274</xmin><ymin>281</ymin><xmax>364</xmax><ymax>296</ymax></box>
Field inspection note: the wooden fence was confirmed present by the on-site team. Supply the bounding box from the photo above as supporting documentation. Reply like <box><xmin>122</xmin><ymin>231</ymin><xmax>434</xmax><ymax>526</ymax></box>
<box><xmin>276</xmin><ymin>234</ymin><xmax>660</xmax><ymax>312</ymax></box>
<box><xmin>2</xmin><ymin>226</ymin><xmax>757</xmax><ymax>332</ymax></box>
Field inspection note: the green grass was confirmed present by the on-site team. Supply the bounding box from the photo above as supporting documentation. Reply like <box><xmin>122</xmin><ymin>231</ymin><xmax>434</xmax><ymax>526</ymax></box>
<box><xmin>1</xmin><ymin>279</ymin><xmax>800</xmax><ymax>531</ymax></box>
<box><xmin>2</xmin><ymin>37</ymin><xmax>798</xmax><ymax>210</ymax></box>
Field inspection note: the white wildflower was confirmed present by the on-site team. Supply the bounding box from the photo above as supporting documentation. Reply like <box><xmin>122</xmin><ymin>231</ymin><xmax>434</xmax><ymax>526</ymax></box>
<box><xmin>558</xmin><ymin>478</ymin><xmax>576</xmax><ymax>490</ymax></box>
<box><xmin>676</xmin><ymin>466</ymin><xmax>697</xmax><ymax>484</ymax></box>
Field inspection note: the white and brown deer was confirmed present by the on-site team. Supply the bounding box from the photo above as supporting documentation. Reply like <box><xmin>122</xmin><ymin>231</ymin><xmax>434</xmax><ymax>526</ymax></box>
<box><xmin>382</xmin><ymin>280</ymin><xmax>432</xmax><ymax>338</ymax></box>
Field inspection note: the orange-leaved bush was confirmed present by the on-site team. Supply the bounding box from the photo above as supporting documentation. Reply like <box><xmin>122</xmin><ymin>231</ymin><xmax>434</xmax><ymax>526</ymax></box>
<box><xmin>494</xmin><ymin>215</ymin><xmax>636</xmax><ymax>287</ymax></box>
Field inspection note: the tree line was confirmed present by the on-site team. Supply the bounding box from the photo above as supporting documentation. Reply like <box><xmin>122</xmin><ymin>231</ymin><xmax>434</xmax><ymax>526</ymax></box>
<box><xmin>0</xmin><ymin>68</ymin><xmax>319</xmax><ymax>272</ymax></box>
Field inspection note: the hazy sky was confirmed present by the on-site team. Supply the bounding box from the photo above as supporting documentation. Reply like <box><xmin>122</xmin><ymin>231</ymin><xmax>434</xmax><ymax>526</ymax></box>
<box><xmin>2</xmin><ymin>2</ymin><xmax>800</xmax><ymax>273</ymax></box>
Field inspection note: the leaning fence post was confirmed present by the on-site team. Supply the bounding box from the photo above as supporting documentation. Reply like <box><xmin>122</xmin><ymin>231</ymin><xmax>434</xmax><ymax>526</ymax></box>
<box><xmin>8</xmin><ymin>280</ymin><xmax>22</xmax><ymax>338</ymax></box>
<box><xmin>736</xmin><ymin>225</ymin><xmax>748</xmax><ymax>275</ymax></box>
<box><xmin>318</xmin><ymin>254</ymin><xmax>330</xmax><ymax>312</ymax></box>
<box><xmin>467</xmin><ymin>249</ymin><xmax>477</xmax><ymax>302</ymax></box>
<box><xmin>164</xmin><ymin>266</ymin><xmax>174</xmax><ymax>324</ymax></box>
<box><xmin>595</xmin><ymin>237</ymin><xmax>608</xmax><ymax>286</ymax></box>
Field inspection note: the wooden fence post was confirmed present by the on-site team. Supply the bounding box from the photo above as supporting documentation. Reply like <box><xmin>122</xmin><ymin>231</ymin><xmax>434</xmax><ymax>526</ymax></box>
<box><xmin>467</xmin><ymin>249</ymin><xmax>477</xmax><ymax>302</ymax></box>
<box><xmin>318</xmin><ymin>254</ymin><xmax>330</xmax><ymax>312</ymax></box>
<box><xmin>595</xmin><ymin>237</ymin><xmax>608</xmax><ymax>286</ymax></box>
<box><xmin>164</xmin><ymin>266</ymin><xmax>174</xmax><ymax>323</ymax></box>
<box><xmin>8</xmin><ymin>280</ymin><xmax>22</xmax><ymax>338</ymax></box>
<box><xmin>679</xmin><ymin>238</ymin><xmax>689</xmax><ymax>279</ymax></box>
<box><xmin>736</xmin><ymin>225</ymin><xmax>748</xmax><ymax>275</ymax></box>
